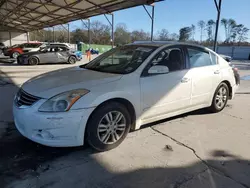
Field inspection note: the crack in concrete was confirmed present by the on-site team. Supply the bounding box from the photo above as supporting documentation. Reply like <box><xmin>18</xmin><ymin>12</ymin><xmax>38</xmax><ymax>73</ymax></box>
<box><xmin>150</xmin><ymin>126</ymin><xmax>249</xmax><ymax>188</ymax></box>
<box><xmin>222</xmin><ymin>113</ymin><xmax>244</xmax><ymax>120</ymax></box>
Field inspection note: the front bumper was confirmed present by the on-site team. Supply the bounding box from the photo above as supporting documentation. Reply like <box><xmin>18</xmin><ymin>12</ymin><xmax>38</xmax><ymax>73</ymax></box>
<box><xmin>13</xmin><ymin>99</ymin><xmax>95</xmax><ymax>147</ymax></box>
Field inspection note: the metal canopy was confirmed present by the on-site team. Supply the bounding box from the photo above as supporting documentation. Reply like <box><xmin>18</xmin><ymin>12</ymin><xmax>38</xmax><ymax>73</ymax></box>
<box><xmin>0</xmin><ymin>0</ymin><xmax>161</xmax><ymax>32</ymax></box>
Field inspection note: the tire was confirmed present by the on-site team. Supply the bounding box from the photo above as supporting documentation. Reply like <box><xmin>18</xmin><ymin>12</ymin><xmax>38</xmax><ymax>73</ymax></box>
<box><xmin>68</xmin><ymin>56</ymin><xmax>76</xmax><ymax>64</ymax></box>
<box><xmin>28</xmin><ymin>57</ymin><xmax>39</xmax><ymax>65</ymax></box>
<box><xmin>11</xmin><ymin>51</ymin><xmax>20</xmax><ymax>59</ymax></box>
<box><xmin>209</xmin><ymin>82</ymin><xmax>229</xmax><ymax>113</ymax></box>
<box><xmin>86</xmin><ymin>102</ymin><xmax>131</xmax><ymax>151</ymax></box>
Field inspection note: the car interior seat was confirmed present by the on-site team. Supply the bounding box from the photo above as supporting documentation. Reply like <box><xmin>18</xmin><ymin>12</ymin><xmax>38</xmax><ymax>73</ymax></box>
<box><xmin>167</xmin><ymin>50</ymin><xmax>183</xmax><ymax>71</ymax></box>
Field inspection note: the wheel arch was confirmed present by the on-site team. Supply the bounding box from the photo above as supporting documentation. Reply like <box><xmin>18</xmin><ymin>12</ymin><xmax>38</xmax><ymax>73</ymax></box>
<box><xmin>221</xmin><ymin>80</ymin><xmax>232</xmax><ymax>99</ymax></box>
<box><xmin>85</xmin><ymin>98</ymin><xmax>137</xmax><ymax>136</ymax></box>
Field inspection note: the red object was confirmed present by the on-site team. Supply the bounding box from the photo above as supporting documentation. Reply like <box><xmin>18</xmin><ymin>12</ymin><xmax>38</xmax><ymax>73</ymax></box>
<box><xmin>5</xmin><ymin>42</ymin><xmax>42</xmax><ymax>57</ymax></box>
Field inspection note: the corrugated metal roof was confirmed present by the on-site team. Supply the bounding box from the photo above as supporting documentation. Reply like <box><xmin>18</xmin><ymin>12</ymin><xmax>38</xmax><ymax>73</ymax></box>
<box><xmin>0</xmin><ymin>0</ymin><xmax>162</xmax><ymax>32</ymax></box>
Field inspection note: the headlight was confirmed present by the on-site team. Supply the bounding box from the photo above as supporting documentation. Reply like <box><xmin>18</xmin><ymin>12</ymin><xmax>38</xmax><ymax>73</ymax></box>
<box><xmin>38</xmin><ymin>89</ymin><xmax>89</xmax><ymax>112</ymax></box>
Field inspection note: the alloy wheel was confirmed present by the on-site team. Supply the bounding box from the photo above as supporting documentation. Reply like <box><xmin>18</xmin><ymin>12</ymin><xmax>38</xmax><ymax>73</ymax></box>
<box><xmin>97</xmin><ymin>111</ymin><xmax>126</xmax><ymax>144</ymax></box>
<box><xmin>215</xmin><ymin>86</ymin><xmax>227</xmax><ymax>109</ymax></box>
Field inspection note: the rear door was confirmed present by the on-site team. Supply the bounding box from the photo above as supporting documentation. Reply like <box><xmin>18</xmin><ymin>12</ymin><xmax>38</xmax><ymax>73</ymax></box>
<box><xmin>56</xmin><ymin>46</ymin><xmax>70</xmax><ymax>63</ymax></box>
<box><xmin>186</xmin><ymin>47</ymin><xmax>221</xmax><ymax>106</ymax></box>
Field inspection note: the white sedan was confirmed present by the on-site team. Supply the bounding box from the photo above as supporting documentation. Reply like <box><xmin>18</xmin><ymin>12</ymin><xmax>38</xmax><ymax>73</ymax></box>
<box><xmin>13</xmin><ymin>42</ymin><xmax>238</xmax><ymax>151</ymax></box>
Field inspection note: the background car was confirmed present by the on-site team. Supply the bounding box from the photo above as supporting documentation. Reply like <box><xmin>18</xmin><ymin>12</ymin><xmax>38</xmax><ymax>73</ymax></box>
<box><xmin>86</xmin><ymin>48</ymin><xmax>99</xmax><ymax>55</ymax></box>
<box><xmin>4</xmin><ymin>42</ymin><xmax>42</xmax><ymax>58</ymax></box>
<box><xmin>17</xmin><ymin>44</ymin><xmax>77</xmax><ymax>65</ymax></box>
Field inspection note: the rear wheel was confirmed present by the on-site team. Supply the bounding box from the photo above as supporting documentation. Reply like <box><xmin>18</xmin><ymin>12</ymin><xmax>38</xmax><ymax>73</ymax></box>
<box><xmin>11</xmin><ymin>51</ymin><xmax>20</xmax><ymax>59</ymax></box>
<box><xmin>86</xmin><ymin>102</ymin><xmax>131</xmax><ymax>151</ymax></box>
<box><xmin>209</xmin><ymin>83</ymin><xmax>229</xmax><ymax>113</ymax></box>
<box><xmin>68</xmin><ymin>56</ymin><xmax>76</xmax><ymax>64</ymax></box>
<box><xmin>28</xmin><ymin>57</ymin><xmax>39</xmax><ymax>65</ymax></box>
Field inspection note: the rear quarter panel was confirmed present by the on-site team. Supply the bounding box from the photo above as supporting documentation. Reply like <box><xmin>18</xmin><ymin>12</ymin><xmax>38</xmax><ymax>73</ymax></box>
<box><xmin>218</xmin><ymin>55</ymin><xmax>236</xmax><ymax>87</ymax></box>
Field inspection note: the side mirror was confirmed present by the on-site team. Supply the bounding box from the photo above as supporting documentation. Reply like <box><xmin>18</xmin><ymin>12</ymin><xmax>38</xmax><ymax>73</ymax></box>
<box><xmin>148</xmin><ymin>65</ymin><xmax>169</xmax><ymax>74</ymax></box>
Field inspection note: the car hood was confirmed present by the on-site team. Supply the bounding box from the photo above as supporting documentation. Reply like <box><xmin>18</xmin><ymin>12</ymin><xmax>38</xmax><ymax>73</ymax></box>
<box><xmin>22</xmin><ymin>66</ymin><xmax>122</xmax><ymax>98</ymax></box>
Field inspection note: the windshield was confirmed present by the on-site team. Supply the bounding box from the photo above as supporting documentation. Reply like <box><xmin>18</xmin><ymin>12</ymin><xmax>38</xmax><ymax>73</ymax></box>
<box><xmin>81</xmin><ymin>45</ymin><xmax>156</xmax><ymax>74</ymax></box>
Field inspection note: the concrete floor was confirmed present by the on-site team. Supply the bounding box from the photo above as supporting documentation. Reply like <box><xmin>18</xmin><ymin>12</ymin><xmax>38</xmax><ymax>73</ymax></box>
<box><xmin>1</xmin><ymin>57</ymin><xmax>250</xmax><ymax>188</ymax></box>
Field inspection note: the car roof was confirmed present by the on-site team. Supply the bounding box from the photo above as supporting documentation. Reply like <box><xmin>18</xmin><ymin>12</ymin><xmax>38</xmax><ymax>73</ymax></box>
<box><xmin>131</xmin><ymin>41</ymin><xmax>210</xmax><ymax>51</ymax></box>
<box><xmin>47</xmin><ymin>44</ymin><xmax>69</xmax><ymax>48</ymax></box>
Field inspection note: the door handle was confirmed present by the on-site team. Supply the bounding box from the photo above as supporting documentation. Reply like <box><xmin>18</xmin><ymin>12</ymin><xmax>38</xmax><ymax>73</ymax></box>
<box><xmin>214</xmin><ymin>70</ymin><xmax>220</xmax><ymax>74</ymax></box>
<box><xmin>181</xmin><ymin>77</ymin><xmax>190</xmax><ymax>83</ymax></box>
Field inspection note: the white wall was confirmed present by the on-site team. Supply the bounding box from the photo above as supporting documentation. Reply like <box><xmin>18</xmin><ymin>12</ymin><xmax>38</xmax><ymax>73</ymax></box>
<box><xmin>0</xmin><ymin>32</ymin><xmax>28</xmax><ymax>46</ymax></box>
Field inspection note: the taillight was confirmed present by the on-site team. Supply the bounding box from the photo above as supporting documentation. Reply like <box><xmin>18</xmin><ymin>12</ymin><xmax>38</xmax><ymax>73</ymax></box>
<box><xmin>233</xmin><ymin>67</ymin><xmax>238</xmax><ymax>72</ymax></box>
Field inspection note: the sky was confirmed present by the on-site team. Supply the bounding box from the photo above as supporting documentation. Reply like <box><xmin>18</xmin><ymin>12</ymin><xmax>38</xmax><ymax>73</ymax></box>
<box><xmin>72</xmin><ymin>0</ymin><xmax>250</xmax><ymax>42</ymax></box>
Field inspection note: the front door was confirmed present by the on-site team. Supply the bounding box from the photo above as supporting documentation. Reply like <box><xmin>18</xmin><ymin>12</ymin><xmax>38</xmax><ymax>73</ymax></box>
<box><xmin>140</xmin><ymin>46</ymin><xmax>192</xmax><ymax>121</ymax></box>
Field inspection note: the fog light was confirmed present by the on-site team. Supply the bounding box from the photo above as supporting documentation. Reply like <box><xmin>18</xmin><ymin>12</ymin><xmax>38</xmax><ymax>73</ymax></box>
<box><xmin>36</xmin><ymin>130</ymin><xmax>54</xmax><ymax>139</ymax></box>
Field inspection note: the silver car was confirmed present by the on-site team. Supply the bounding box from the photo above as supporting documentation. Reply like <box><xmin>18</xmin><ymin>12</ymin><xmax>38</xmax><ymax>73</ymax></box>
<box><xmin>17</xmin><ymin>45</ymin><xmax>77</xmax><ymax>65</ymax></box>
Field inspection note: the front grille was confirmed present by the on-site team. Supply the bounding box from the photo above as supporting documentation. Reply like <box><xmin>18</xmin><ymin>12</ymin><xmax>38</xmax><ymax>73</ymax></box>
<box><xmin>15</xmin><ymin>89</ymin><xmax>41</xmax><ymax>107</ymax></box>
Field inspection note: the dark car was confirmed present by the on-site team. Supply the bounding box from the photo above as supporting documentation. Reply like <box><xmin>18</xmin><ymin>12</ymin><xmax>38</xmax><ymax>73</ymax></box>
<box><xmin>17</xmin><ymin>45</ymin><xmax>77</xmax><ymax>65</ymax></box>
<box><xmin>85</xmin><ymin>48</ymin><xmax>99</xmax><ymax>55</ymax></box>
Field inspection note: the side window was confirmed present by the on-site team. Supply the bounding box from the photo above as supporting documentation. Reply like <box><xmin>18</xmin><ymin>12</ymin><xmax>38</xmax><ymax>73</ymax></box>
<box><xmin>50</xmin><ymin>47</ymin><xmax>56</xmax><ymax>52</ymax></box>
<box><xmin>150</xmin><ymin>47</ymin><xmax>185</xmax><ymax>72</ymax></box>
<box><xmin>58</xmin><ymin>47</ymin><xmax>67</xmax><ymax>51</ymax></box>
<box><xmin>187</xmin><ymin>48</ymin><xmax>212</xmax><ymax>68</ymax></box>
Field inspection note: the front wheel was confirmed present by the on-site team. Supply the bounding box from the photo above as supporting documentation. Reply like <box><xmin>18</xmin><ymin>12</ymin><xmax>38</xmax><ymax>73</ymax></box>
<box><xmin>209</xmin><ymin>83</ymin><xmax>229</xmax><ymax>113</ymax></box>
<box><xmin>86</xmin><ymin>102</ymin><xmax>131</xmax><ymax>151</ymax></box>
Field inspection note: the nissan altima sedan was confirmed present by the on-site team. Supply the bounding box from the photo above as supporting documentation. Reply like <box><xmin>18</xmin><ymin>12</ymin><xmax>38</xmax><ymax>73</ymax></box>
<box><xmin>13</xmin><ymin>42</ymin><xmax>238</xmax><ymax>151</ymax></box>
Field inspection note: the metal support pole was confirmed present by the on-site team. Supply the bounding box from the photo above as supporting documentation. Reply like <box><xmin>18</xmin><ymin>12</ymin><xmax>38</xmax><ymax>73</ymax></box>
<box><xmin>26</xmin><ymin>32</ymin><xmax>29</xmax><ymax>42</ymax></box>
<box><xmin>151</xmin><ymin>5</ymin><xmax>155</xmax><ymax>41</ymax></box>
<box><xmin>9</xmin><ymin>31</ymin><xmax>12</xmax><ymax>46</ymax></box>
<box><xmin>53</xmin><ymin>26</ymin><xmax>55</xmax><ymax>42</ymax></box>
<box><xmin>213</xmin><ymin>0</ymin><xmax>222</xmax><ymax>52</ymax></box>
<box><xmin>88</xmin><ymin>19</ymin><xmax>91</xmax><ymax>45</ymax></box>
<box><xmin>111</xmin><ymin>13</ymin><xmax>114</xmax><ymax>48</ymax></box>
<box><xmin>104</xmin><ymin>13</ymin><xmax>114</xmax><ymax>48</ymax></box>
<box><xmin>68</xmin><ymin>23</ymin><xmax>70</xmax><ymax>43</ymax></box>
<box><xmin>143</xmin><ymin>4</ymin><xmax>155</xmax><ymax>41</ymax></box>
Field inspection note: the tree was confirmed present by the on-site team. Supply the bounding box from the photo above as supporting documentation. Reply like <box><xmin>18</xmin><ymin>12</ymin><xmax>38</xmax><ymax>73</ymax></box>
<box><xmin>169</xmin><ymin>33</ymin><xmax>179</xmax><ymax>41</ymax></box>
<box><xmin>114</xmin><ymin>23</ymin><xmax>131</xmax><ymax>45</ymax></box>
<box><xmin>131</xmin><ymin>30</ymin><xmax>150</xmax><ymax>42</ymax></box>
<box><xmin>70</xmin><ymin>29</ymin><xmax>88</xmax><ymax>43</ymax></box>
<box><xmin>221</xmin><ymin>18</ymin><xmax>238</xmax><ymax>43</ymax></box>
<box><xmin>206</xmin><ymin>19</ymin><xmax>216</xmax><ymax>41</ymax></box>
<box><xmin>236</xmin><ymin>24</ymin><xmax>249</xmax><ymax>43</ymax></box>
<box><xmin>179</xmin><ymin>27</ymin><xmax>192</xmax><ymax>41</ymax></box>
<box><xmin>157</xmin><ymin>29</ymin><xmax>169</xmax><ymax>40</ymax></box>
<box><xmin>197</xmin><ymin>20</ymin><xmax>205</xmax><ymax>42</ymax></box>
<box><xmin>191</xmin><ymin>24</ymin><xmax>196</xmax><ymax>40</ymax></box>
<box><xmin>90</xmin><ymin>20</ymin><xmax>111</xmax><ymax>45</ymax></box>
